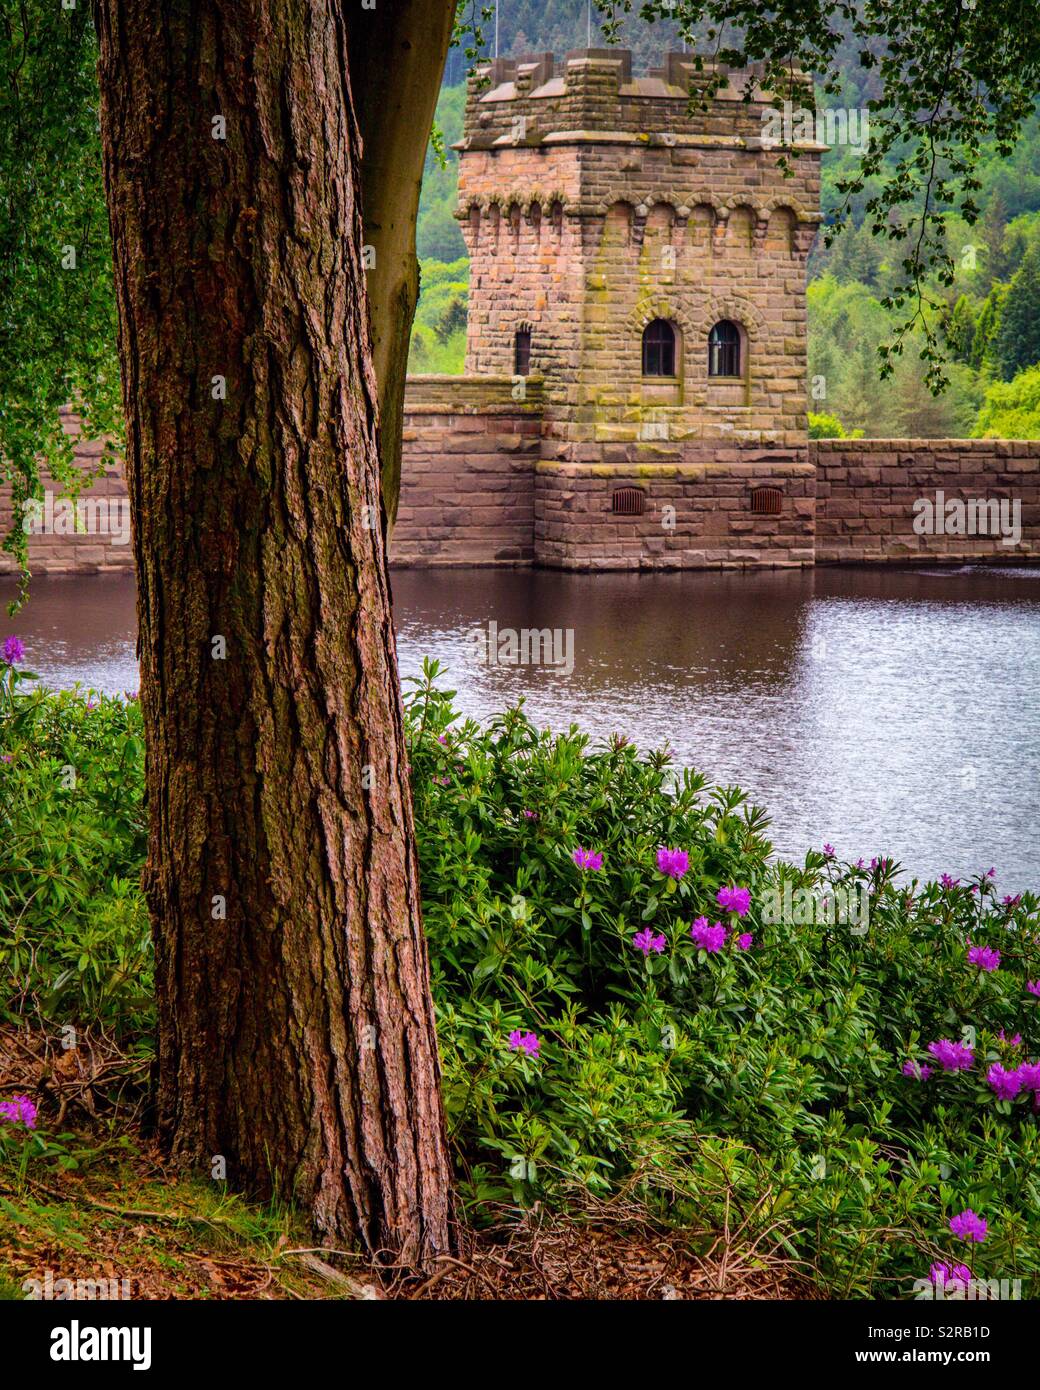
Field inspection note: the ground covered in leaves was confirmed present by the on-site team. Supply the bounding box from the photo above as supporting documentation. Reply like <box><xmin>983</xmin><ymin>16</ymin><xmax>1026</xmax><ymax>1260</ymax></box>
<box><xmin>0</xmin><ymin>1124</ymin><xmax>817</xmax><ymax>1301</ymax></box>
<box><xmin>0</xmin><ymin>1027</ymin><xmax>813</xmax><ymax>1302</ymax></box>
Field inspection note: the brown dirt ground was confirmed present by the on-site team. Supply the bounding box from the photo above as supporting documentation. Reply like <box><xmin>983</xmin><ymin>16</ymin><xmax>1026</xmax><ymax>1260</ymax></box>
<box><xmin>1</xmin><ymin>1150</ymin><xmax>820</xmax><ymax>1301</ymax></box>
<box><xmin>0</xmin><ymin>1025</ymin><xmax>819</xmax><ymax>1301</ymax></box>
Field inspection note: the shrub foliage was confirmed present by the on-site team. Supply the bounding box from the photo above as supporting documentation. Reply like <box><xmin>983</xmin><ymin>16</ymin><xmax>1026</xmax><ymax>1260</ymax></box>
<box><xmin>2</xmin><ymin>655</ymin><xmax>1039</xmax><ymax>1297</ymax></box>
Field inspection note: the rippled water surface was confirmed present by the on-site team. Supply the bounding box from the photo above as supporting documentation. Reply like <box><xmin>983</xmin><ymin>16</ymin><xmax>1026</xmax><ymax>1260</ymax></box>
<box><xmin>3</xmin><ymin>565</ymin><xmax>1039</xmax><ymax>891</ymax></box>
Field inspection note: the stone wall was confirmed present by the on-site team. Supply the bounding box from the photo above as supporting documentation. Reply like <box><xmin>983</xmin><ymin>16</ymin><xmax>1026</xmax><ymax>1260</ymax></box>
<box><xmin>392</xmin><ymin>375</ymin><xmax>542</xmax><ymax>566</ymax></box>
<box><xmin>534</xmin><ymin>452</ymin><xmax>816</xmax><ymax>570</ymax></box>
<box><xmin>2</xmin><ymin>416</ymin><xmax>1039</xmax><ymax>575</ymax></box>
<box><xmin>0</xmin><ymin>410</ymin><xmax>134</xmax><ymax>575</ymax></box>
<box><xmin>813</xmin><ymin>438</ymin><xmax>1040</xmax><ymax>565</ymax></box>
<box><xmin>0</xmin><ymin>385</ymin><xmax>544</xmax><ymax>576</ymax></box>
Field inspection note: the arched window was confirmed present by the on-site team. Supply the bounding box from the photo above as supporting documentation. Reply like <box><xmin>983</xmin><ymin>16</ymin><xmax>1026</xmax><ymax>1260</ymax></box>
<box><xmin>708</xmin><ymin>320</ymin><xmax>742</xmax><ymax>377</ymax></box>
<box><xmin>642</xmin><ymin>319</ymin><xmax>676</xmax><ymax>377</ymax></box>
<box><xmin>514</xmin><ymin>327</ymin><xmax>532</xmax><ymax>377</ymax></box>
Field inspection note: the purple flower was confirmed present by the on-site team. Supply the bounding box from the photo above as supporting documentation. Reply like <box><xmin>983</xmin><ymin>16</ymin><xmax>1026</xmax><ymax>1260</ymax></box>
<box><xmin>573</xmin><ymin>847</ymin><xmax>604</xmax><ymax>871</ymax></box>
<box><xmin>2</xmin><ymin>636</ymin><xmax>24</xmax><ymax>665</ymax></box>
<box><xmin>1003</xmin><ymin>895</ymin><xmax>1022</xmax><ymax>909</ymax></box>
<box><xmin>940</xmin><ymin>874</ymin><xmax>960</xmax><ymax>890</ymax></box>
<box><xmin>1027</xmin><ymin>980</ymin><xmax>1040</xmax><ymax>998</ymax></box>
<box><xmin>0</xmin><ymin>1095</ymin><xmax>37</xmax><ymax>1129</ymax></box>
<box><xmin>508</xmin><ymin>1030</ymin><xmax>540</xmax><ymax>1059</ymax></box>
<box><xmin>0</xmin><ymin>754</ymin><xmax>12</xmax><ymax>764</ymax></box>
<box><xmin>736</xmin><ymin>932</ymin><xmax>754</xmax><ymax>951</ymax></box>
<box><xmin>123</xmin><ymin>690</ymin><xmax>139</xmax><ymax>703</ymax></box>
<box><xmin>633</xmin><ymin>927</ymin><xmax>666</xmax><ymax>956</ymax></box>
<box><xmin>854</xmin><ymin>858</ymin><xmax>865</xmax><ymax>870</ymax></box>
<box><xmin>1017</xmin><ymin>1062</ymin><xmax>1040</xmax><ymax>1092</ymax></box>
<box><xmin>902</xmin><ymin>1060</ymin><xmax>933</xmax><ymax>1081</ymax></box>
<box><xmin>997</xmin><ymin>1030</ymin><xmax>1022</xmax><ymax>1046</ymax></box>
<box><xmin>690</xmin><ymin>917</ymin><xmax>727</xmax><ymax>953</ymax></box>
<box><xmin>927</xmin><ymin>1039</ymin><xmax>975</xmax><ymax>1072</ymax></box>
<box><xmin>949</xmin><ymin>1209</ymin><xmax>987</xmax><ymax>1243</ymax></box>
<box><xmin>987</xmin><ymin>1063</ymin><xmax>1024</xmax><ymax>1100</ymax></box>
<box><xmin>930</xmin><ymin>1262</ymin><xmax>972</xmax><ymax>1289</ymax></box>
<box><xmin>521</xmin><ymin>809</ymin><xmax>538</xmax><ymax>821</ymax></box>
<box><xmin>822</xmin><ymin>844</ymin><xmax>835</xmax><ymax>858</ymax></box>
<box><xmin>656</xmin><ymin>847</ymin><xmax>689</xmax><ymax>880</ymax></box>
<box><xmin>967</xmin><ymin>944</ymin><xmax>1001</xmax><ymax>972</ymax></box>
<box><xmin>715</xmin><ymin>885</ymin><xmax>751</xmax><ymax>917</ymax></box>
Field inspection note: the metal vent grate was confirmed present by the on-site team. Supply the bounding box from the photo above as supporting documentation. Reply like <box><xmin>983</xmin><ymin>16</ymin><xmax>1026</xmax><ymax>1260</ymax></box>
<box><xmin>612</xmin><ymin>487</ymin><xmax>646</xmax><ymax>516</ymax></box>
<box><xmin>750</xmin><ymin>486</ymin><xmax>783</xmax><ymax>515</ymax></box>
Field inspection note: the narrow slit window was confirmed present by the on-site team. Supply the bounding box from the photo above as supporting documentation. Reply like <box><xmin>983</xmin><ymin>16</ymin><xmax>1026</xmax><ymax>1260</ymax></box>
<box><xmin>514</xmin><ymin>328</ymin><xmax>532</xmax><ymax>377</ymax></box>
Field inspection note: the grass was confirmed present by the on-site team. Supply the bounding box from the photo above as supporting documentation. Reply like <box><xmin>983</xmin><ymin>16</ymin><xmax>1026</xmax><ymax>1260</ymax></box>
<box><xmin>0</xmin><ymin>1127</ymin><xmax>358</xmax><ymax>1300</ymax></box>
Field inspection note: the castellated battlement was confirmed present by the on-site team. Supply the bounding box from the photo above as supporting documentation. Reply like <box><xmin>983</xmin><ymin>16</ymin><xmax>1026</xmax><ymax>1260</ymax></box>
<box><xmin>460</xmin><ymin>49</ymin><xmax>815</xmax><ymax>147</ymax></box>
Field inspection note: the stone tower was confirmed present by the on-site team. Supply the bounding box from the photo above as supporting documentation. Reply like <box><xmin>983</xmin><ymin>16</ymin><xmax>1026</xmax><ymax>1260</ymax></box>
<box><xmin>453</xmin><ymin>49</ymin><xmax>824</xmax><ymax>568</ymax></box>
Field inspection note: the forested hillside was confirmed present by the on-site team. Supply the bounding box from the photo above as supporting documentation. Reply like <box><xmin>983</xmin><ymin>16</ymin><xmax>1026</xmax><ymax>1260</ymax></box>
<box><xmin>440</xmin><ymin>0</ymin><xmax>684</xmax><ymax>84</ymax></box>
<box><xmin>412</xmin><ymin>4</ymin><xmax>1040</xmax><ymax>438</ymax></box>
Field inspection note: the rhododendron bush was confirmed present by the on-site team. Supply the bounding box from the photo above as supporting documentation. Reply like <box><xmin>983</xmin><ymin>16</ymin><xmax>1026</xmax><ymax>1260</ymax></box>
<box><xmin>3</xmin><ymin>652</ymin><xmax>1040</xmax><ymax>1296</ymax></box>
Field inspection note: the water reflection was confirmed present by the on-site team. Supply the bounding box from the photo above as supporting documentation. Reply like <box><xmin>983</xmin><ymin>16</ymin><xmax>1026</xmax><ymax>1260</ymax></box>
<box><xmin>3</xmin><ymin>566</ymin><xmax>1038</xmax><ymax>891</ymax></box>
<box><xmin>1</xmin><ymin>574</ymin><xmax>139</xmax><ymax>694</ymax></box>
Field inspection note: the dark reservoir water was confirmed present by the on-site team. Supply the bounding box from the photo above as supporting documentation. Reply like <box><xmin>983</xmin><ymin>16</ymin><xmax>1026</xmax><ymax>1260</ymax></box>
<box><xmin>3</xmin><ymin>565</ymin><xmax>1039</xmax><ymax>892</ymax></box>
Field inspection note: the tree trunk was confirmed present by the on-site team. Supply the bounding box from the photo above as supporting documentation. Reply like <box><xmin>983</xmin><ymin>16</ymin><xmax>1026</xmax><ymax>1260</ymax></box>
<box><xmin>347</xmin><ymin>0</ymin><xmax>457</xmax><ymax>528</ymax></box>
<box><xmin>95</xmin><ymin>0</ymin><xmax>452</xmax><ymax>1268</ymax></box>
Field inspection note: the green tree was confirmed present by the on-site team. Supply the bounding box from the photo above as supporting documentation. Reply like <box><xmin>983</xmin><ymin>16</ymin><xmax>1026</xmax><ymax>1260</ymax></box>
<box><xmin>945</xmin><ymin>295</ymin><xmax>977</xmax><ymax>365</ymax></box>
<box><xmin>418</xmin><ymin>200</ymin><xmax>467</xmax><ymax>261</ymax></box>
<box><xmin>993</xmin><ymin>244</ymin><xmax>1040</xmax><ymax>380</ymax></box>
<box><xmin>0</xmin><ymin>5</ymin><xmax>122</xmax><ymax>586</ymax></box>
<box><xmin>979</xmin><ymin>190</ymin><xmax>1012</xmax><ymax>288</ymax></box>
<box><xmin>970</xmin><ymin>281</ymin><xmax>1010</xmax><ymax>372</ymax></box>
<box><xmin>825</xmin><ymin>220</ymin><xmax>884</xmax><ymax>287</ymax></box>
<box><xmin>95</xmin><ymin>0</ymin><xmax>456</xmax><ymax>1270</ymax></box>
<box><xmin>831</xmin><ymin>343</ymin><xmax>888</xmax><ymax>435</ymax></box>
<box><xmin>807</xmin><ymin>334</ymin><xmax>841</xmax><ymax>411</ymax></box>
<box><xmin>1003</xmin><ymin>209</ymin><xmax>1040</xmax><ymax>279</ymax></box>
<box><xmin>889</xmin><ymin>353</ymin><xmax>981</xmax><ymax>437</ymax></box>
<box><xmin>974</xmin><ymin>361</ymin><xmax>1040</xmax><ymax>437</ymax></box>
<box><xmin>417</xmin><ymin>84</ymin><xmax>467</xmax><ymax>261</ymax></box>
<box><xmin>409</xmin><ymin>257</ymin><xmax>469</xmax><ymax>373</ymax></box>
<box><xmin>808</xmin><ymin>411</ymin><xmax>861</xmax><ymax>438</ymax></box>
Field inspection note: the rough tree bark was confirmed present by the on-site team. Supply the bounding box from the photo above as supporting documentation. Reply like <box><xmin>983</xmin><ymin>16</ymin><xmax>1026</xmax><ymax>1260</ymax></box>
<box><xmin>347</xmin><ymin>0</ymin><xmax>457</xmax><ymax>527</ymax></box>
<box><xmin>95</xmin><ymin>0</ymin><xmax>453</xmax><ymax>1267</ymax></box>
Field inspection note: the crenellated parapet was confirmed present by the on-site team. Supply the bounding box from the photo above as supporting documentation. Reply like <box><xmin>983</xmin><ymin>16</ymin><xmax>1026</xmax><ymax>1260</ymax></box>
<box><xmin>458</xmin><ymin>49</ymin><xmax>817</xmax><ymax>149</ymax></box>
<box><xmin>456</xmin><ymin>48</ymin><xmax>823</xmax><ymax>243</ymax></box>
